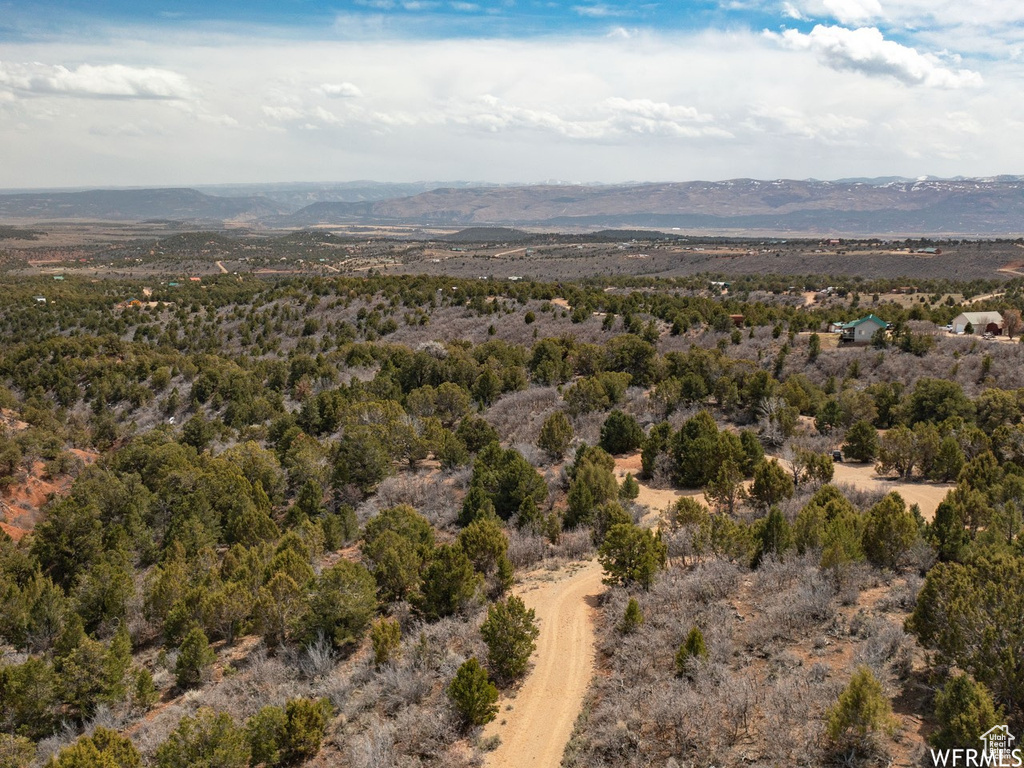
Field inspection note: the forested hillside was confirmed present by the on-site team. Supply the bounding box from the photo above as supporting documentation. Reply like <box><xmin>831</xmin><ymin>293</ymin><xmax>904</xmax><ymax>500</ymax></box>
<box><xmin>1</xmin><ymin>269</ymin><xmax>1023</xmax><ymax>767</ymax></box>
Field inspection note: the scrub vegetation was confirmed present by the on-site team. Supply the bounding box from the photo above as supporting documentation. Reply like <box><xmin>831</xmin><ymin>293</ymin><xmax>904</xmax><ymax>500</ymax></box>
<box><xmin>1</xmin><ymin>233</ymin><xmax>1024</xmax><ymax>767</ymax></box>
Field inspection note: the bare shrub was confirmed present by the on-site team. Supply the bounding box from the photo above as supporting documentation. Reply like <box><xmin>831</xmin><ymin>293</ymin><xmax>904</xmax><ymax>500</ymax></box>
<box><xmin>684</xmin><ymin>559</ymin><xmax>743</xmax><ymax>605</ymax></box>
<box><xmin>833</xmin><ymin>481</ymin><xmax>886</xmax><ymax>511</ymax></box>
<box><xmin>570</xmin><ymin>411</ymin><xmax>605</xmax><ymax>448</ymax></box>
<box><xmin>485</xmin><ymin>387</ymin><xmax>561</xmax><ymax>444</ymax></box>
<box><xmin>506</xmin><ymin>528</ymin><xmax>548</xmax><ymax>569</ymax></box>
<box><xmin>620</xmin><ymin>386</ymin><xmax>659</xmax><ymax>427</ymax></box>
<box><xmin>853</xmin><ymin>616</ymin><xmax>914</xmax><ymax>679</ymax></box>
<box><xmin>554</xmin><ymin>528</ymin><xmax>596</xmax><ymax>560</ymax></box>
<box><xmin>292</xmin><ymin>633</ymin><xmax>337</xmax><ymax>679</ymax></box>
<box><xmin>512</xmin><ymin>441</ymin><xmax>546</xmax><ymax>468</ymax></box>
<box><xmin>876</xmin><ymin>573</ymin><xmax>923</xmax><ymax>613</ymax></box>
<box><xmin>370</xmin><ymin>471</ymin><xmax>461</xmax><ymax>529</ymax></box>
<box><xmin>347</xmin><ymin>716</ymin><xmax>396</xmax><ymax>768</ymax></box>
<box><xmin>34</xmin><ymin>721</ymin><xmax>82</xmax><ymax>765</ymax></box>
<box><xmin>376</xmin><ymin>660</ymin><xmax>434</xmax><ymax>714</ymax></box>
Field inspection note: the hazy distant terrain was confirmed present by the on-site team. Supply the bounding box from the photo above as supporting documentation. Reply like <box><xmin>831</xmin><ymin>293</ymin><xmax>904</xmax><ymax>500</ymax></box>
<box><xmin>2</xmin><ymin>177</ymin><xmax>1024</xmax><ymax>235</ymax></box>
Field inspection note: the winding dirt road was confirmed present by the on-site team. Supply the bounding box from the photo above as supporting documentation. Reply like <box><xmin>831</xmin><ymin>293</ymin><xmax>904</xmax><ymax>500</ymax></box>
<box><xmin>482</xmin><ymin>560</ymin><xmax>605</xmax><ymax>768</ymax></box>
<box><xmin>479</xmin><ymin>451</ymin><xmax>951</xmax><ymax>768</ymax></box>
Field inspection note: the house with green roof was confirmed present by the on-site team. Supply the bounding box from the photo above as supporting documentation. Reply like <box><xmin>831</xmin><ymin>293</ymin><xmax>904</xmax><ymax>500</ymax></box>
<box><xmin>834</xmin><ymin>314</ymin><xmax>888</xmax><ymax>344</ymax></box>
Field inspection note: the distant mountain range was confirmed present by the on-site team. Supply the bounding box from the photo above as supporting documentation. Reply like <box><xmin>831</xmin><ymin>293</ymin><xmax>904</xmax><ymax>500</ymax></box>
<box><xmin>1</xmin><ymin>177</ymin><xmax>1023</xmax><ymax>235</ymax></box>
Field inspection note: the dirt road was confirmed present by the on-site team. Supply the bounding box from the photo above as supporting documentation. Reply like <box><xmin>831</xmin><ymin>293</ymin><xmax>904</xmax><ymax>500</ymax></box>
<box><xmin>482</xmin><ymin>560</ymin><xmax>605</xmax><ymax>768</ymax></box>
<box><xmin>828</xmin><ymin>461</ymin><xmax>951</xmax><ymax>521</ymax></box>
<box><xmin>613</xmin><ymin>453</ymin><xmax>707</xmax><ymax>525</ymax></box>
<box><xmin>614</xmin><ymin>451</ymin><xmax>951</xmax><ymax>522</ymax></box>
<box><xmin>479</xmin><ymin>452</ymin><xmax>949</xmax><ymax>768</ymax></box>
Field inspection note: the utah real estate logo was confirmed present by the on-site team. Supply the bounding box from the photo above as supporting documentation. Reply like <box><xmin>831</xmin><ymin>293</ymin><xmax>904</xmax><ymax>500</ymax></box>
<box><xmin>931</xmin><ymin>725</ymin><xmax>1021</xmax><ymax>766</ymax></box>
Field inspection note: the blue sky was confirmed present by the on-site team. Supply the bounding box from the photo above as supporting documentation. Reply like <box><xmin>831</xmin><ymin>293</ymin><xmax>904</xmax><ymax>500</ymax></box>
<box><xmin>1</xmin><ymin>1</ymin><xmax>1023</xmax><ymax>188</ymax></box>
<box><xmin>3</xmin><ymin>2</ymin><xmax>777</xmax><ymax>38</ymax></box>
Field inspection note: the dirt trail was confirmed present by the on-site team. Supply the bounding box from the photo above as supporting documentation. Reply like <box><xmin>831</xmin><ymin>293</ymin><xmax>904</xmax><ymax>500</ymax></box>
<box><xmin>614</xmin><ymin>453</ymin><xmax>708</xmax><ymax>525</ymax></box>
<box><xmin>215</xmin><ymin>260</ymin><xmax>228</xmax><ymax>273</ymax></box>
<box><xmin>482</xmin><ymin>560</ymin><xmax>605</xmax><ymax>768</ymax></box>
<box><xmin>827</xmin><ymin>461</ymin><xmax>951</xmax><ymax>521</ymax></box>
<box><xmin>483</xmin><ymin>457</ymin><xmax>688</xmax><ymax>767</ymax></box>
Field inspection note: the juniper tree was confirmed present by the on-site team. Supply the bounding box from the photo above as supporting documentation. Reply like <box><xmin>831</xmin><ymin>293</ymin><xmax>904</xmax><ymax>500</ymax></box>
<box><xmin>620</xmin><ymin>597</ymin><xmax>644</xmax><ymax>634</ymax></box>
<box><xmin>598</xmin><ymin>523</ymin><xmax>667</xmax><ymax>589</ymax></box>
<box><xmin>175</xmin><ymin>626</ymin><xmax>215</xmax><ymax>690</ymax></box>
<box><xmin>825</xmin><ymin>667</ymin><xmax>895</xmax><ymax>753</ymax></box>
<box><xmin>674</xmin><ymin>626</ymin><xmax>708</xmax><ymax>677</ymax></box>
<box><xmin>931</xmin><ymin>674</ymin><xmax>1001</xmax><ymax>751</ymax></box>
<box><xmin>448</xmin><ymin>658</ymin><xmax>499</xmax><ymax>728</ymax></box>
<box><xmin>537</xmin><ymin>411</ymin><xmax>573</xmax><ymax>461</ymax></box>
<box><xmin>480</xmin><ymin>595</ymin><xmax>539</xmax><ymax>685</ymax></box>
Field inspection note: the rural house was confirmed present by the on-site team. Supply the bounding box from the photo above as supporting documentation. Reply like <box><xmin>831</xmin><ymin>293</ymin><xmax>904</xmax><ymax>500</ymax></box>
<box><xmin>952</xmin><ymin>311</ymin><xmax>1003</xmax><ymax>335</ymax></box>
<box><xmin>836</xmin><ymin>314</ymin><xmax>888</xmax><ymax>343</ymax></box>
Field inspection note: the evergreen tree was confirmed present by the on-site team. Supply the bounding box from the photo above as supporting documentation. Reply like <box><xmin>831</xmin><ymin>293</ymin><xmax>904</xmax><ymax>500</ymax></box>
<box><xmin>931</xmin><ymin>674</ymin><xmax>1001</xmax><ymax>750</ymax></box>
<box><xmin>599</xmin><ymin>410</ymin><xmax>644</xmax><ymax>455</ymax></box>
<box><xmin>705</xmin><ymin>458</ymin><xmax>745</xmax><ymax>515</ymax></box>
<box><xmin>246</xmin><ymin>706</ymin><xmax>287</xmax><ymax>768</ymax></box>
<box><xmin>155</xmin><ymin>708</ymin><xmax>249</xmax><ymax>768</ymax></box>
<box><xmin>1</xmin><ymin>734</ymin><xmax>34</xmax><ymax>768</ymax></box>
<box><xmin>298</xmin><ymin>561</ymin><xmax>377</xmax><ymax>651</ymax></box>
<box><xmin>750</xmin><ymin>459</ymin><xmax>793</xmax><ymax>510</ymax></box>
<box><xmin>843</xmin><ymin>420</ymin><xmax>880</xmax><ymax>462</ymax></box>
<box><xmin>929</xmin><ymin>500</ymin><xmax>970</xmax><ymax>562</ymax></box>
<box><xmin>175</xmin><ymin>627</ymin><xmax>215</xmax><ymax>690</ymax></box>
<box><xmin>598</xmin><ymin>523</ymin><xmax>667</xmax><ymax>589</ymax></box>
<box><xmin>448</xmin><ymin>658</ymin><xmax>499</xmax><ymax>727</ymax></box>
<box><xmin>480</xmin><ymin>595</ymin><xmax>540</xmax><ymax>685</ymax></box>
<box><xmin>674</xmin><ymin>626</ymin><xmax>708</xmax><ymax>677</ymax></box>
<box><xmin>753</xmin><ymin>507</ymin><xmax>794</xmax><ymax>567</ymax></box>
<box><xmin>618</xmin><ymin>472</ymin><xmax>640</xmax><ymax>501</ymax></box>
<box><xmin>825</xmin><ymin>668</ymin><xmax>896</xmax><ymax>751</ymax></box>
<box><xmin>619</xmin><ymin>598</ymin><xmax>644</xmax><ymax>634</ymax></box>
<box><xmin>537</xmin><ymin>411</ymin><xmax>573</xmax><ymax>461</ymax></box>
<box><xmin>46</xmin><ymin>727</ymin><xmax>141</xmax><ymax>768</ymax></box>
<box><xmin>281</xmin><ymin>698</ymin><xmax>332</xmax><ymax>764</ymax></box>
<box><xmin>908</xmin><ymin>556</ymin><xmax>1024</xmax><ymax>712</ymax></box>
<box><xmin>370</xmin><ymin>617</ymin><xmax>402</xmax><ymax>667</ymax></box>
<box><xmin>417</xmin><ymin>544</ymin><xmax>480</xmax><ymax>620</ymax></box>
<box><xmin>861</xmin><ymin>492</ymin><xmax>917</xmax><ymax>569</ymax></box>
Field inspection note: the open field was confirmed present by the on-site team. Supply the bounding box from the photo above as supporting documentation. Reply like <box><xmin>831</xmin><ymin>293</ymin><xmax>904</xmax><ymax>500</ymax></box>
<box><xmin>3</xmin><ymin>224</ymin><xmax>1024</xmax><ymax>284</ymax></box>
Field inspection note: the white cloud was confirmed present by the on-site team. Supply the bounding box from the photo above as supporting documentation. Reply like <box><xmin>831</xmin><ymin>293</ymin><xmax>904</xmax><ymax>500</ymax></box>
<box><xmin>0</xmin><ymin>61</ymin><xmax>192</xmax><ymax>99</ymax></box>
<box><xmin>446</xmin><ymin>94</ymin><xmax>731</xmax><ymax>141</ymax></box>
<box><xmin>779</xmin><ymin>0</ymin><xmax>1024</xmax><ymax>58</ymax></box>
<box><xmin>197</xmin><ymin>113</ymin><xmax>240</xmax><ymax>127</ymax></box>
<box><xmin>768</xmin><ymin>25</ymin><xmax>983</xmax><ymax>88</ymax></box>
<box><xmin>746</xmin><ymin>104</ymin><xmax>868</xmax><ymax>141</ymax></box>
<box><xmin>604</xmin><ymin>97</ymin><xmax>714</xmax><ymax>124</ymax></box>
<box><xmin>573</xmin><ymin>4</ymin><xmax>627</xmax><ymax>18</ymax></box>
<box><xmin>312</xmin><ymin>106</ymin><xmax>344</xmax><ymax>125</ymax></box>
<box><xmin>316</xmin><ymin>82</ymin><xmax>363</xmax><ymax>98</ymax></box>
<box><xmin>782</xmin><ymin>2</ymin><xmax>807</xmax><ymax>21</ymax></box>
<box><xmin>261</xmin><ymin>105</ymin><xmax>304</xmax><ymax>121</ymax></box>
<box><xmin>88</xmin><ymin>121</ymin><xmax>169</xmax><ymax>137</ymax></box>
<box><xmin>0</xmin><ymin>29</ymin><xmax>1016</xmax><ymax>187</ymax></box>
<box><xmin>820</xmin><ymin>0</ymin><xmax>882</xmax><ymax>25</ymax></box>
<box><xmin>606</xmin><ymin>26</ymin><xmax>636</xmax><ymax>39</ymax></box>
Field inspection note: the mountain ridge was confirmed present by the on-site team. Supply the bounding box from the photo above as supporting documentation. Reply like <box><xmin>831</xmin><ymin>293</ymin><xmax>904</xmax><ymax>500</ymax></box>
<box><xmin>2</xmin><ymin>178</ymin><xmax>1023</xmax><ymax>235</ymax></box>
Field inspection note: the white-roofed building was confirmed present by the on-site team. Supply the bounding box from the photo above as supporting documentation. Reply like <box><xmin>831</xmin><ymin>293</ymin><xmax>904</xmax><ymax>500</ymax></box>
<box><xmin>952</xmin><ymin>311</ymin><xmax>1003</xmax><ymax>335</ymax></box>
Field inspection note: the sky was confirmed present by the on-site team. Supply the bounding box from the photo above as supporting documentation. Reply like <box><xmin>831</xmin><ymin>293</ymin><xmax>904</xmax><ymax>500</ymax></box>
<box><xmin>1</xmin><ymin>1</ymin><xmax>1023</xmax><ymax>188</ymax></box>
